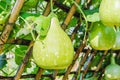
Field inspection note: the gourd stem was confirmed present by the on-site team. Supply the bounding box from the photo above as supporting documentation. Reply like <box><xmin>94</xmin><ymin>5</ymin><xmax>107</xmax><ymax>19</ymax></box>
<box><xmin>50</xmin><ymin>0</ymin><xmax>53</xmax><ymax>12</ymax></box>
<box><xmin>111</xmin><ymin>54</ymin><xmax>116</xmax><ymax>64</ymax></box>
<box><xmin>36</xmin><ymin>34</ymin><xmax>40</xmax><ymax>41</ymax></box>
<box><xmin>30</xmin><ymin>30</ymin><xmax>35</xmax><ymax>41</ymax></box>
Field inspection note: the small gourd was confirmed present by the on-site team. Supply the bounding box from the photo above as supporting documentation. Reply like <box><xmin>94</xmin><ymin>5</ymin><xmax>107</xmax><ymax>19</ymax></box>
<box><xmin>105</xmin><ymin>55</ymin><xmax>120</xmax><ymax>80</ymax></box>
<box><xmin>88</xmin><ymin>21</ymin><xmax>116</xmax><ymax>50</ymax></box>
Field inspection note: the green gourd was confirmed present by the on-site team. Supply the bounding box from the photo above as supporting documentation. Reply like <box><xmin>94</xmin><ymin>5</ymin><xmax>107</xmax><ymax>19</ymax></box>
<box><xmin>33</xmin><ymin>17</ymin><xmax>74</xmax><ymax>69</ymax></box>
<box><xmin>99</xmin><ymin>0</ymin><xmax>120</xmax><ymax>27</ymax></box>
<box><xmin>89</xmin><ymin>21</ymin><xmax>116</xmax><ymax>50</ymax></box>
<box><xmin>105</xmin><ymin>55</ymin><xmax>120</xmax><ymax>80</ymax></box>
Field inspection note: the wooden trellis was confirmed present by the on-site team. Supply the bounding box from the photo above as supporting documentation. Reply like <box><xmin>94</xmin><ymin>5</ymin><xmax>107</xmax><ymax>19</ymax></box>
<box><xmin>0</xmin><ymin>0</ymin><xmax>120</xmax><ymax>80</ymax></box>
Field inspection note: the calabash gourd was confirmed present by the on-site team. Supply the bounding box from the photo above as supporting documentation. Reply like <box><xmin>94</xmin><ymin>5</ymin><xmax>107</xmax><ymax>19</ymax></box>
<box><xmin>89</xmin><ymin>21</ymin><xmax>116</xmax><ymax>50</ymax></box>
<box><xmin>33</xmin><ymin>17</ymin><xmax>74</xmax><ymax>69</ymax></box>
<box><xmin>99</xmin><ymin>0</ymin><xmax>120</xmax><ymax>27</ymax></box>
<box><xmin>105</xmin><ymin>55</ymin><xmax>120</xmax><ymax>80</ymax></box>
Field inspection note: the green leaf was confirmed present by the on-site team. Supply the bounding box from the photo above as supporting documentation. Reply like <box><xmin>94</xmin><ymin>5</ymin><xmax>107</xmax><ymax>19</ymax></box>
<box><xmin>16</xmin><ymin>27</ymin><xmax>31</xmax><ymax>38</ymax></box>
<box><xmin>22</xmin><ymin>0</ymin><xmax>39</xmax><ymax>11</ymax></box>
<box><xmin>84</xmin><ymin>77</ymin><xmax>98</xmax><ymax>80</ymax></box>
<box><xmin>20</xmin><ymin>12</ymin><xmax>39</xmax><ymax>19</ymax></box>
<box><xmin>16</xmin><ymin>16</ymin><xmax>36</xmax><ymax>39</ymax></box>
<box><xmin>0</xmin><ymin>1</ymin><xmax>7</xmax><ymax>12</ymax></box>
<box><xmin>9</xmin><ymin>24</ymin><xmax>21</xmax><ymax>38</ymax></box>
<box><xmin>90</xmin><ymin>0</ymin><xmax>102</xmax><ymax>9</ymax></box>
<box><xmin>24</xmin><ymin>61</ymin><xmax>32</xmax><ymax>73</ymax></box>
<box><xmin>84</xmin><ymin>8</ymin><xmax>99</xmax><ymax>15</ymax></box>
<box><xmin>0</xmin><ymin>11</ymin><xmax>10</xmax><ymax>31</ymax></box>
<box><xmin>0</xmin><ymin>54</ymin><xmax>7</xmax><ymax>69</ymax></box>
<box><xmin>14</xmin><ymin>45</ymin><xmax>28</xmax><ymax>65</ymax></box>
<box><xmin>34</xmin><ymin>15</ymin><xmax>51</xmax><ymax>39</ymax></box>
<box><xmin>87</xmin><ymin>12</ymin><xmax>100</xmax><ymax>22</ymax></box>
<box><xmin>31</xmin><ymin>66</ymin><xmax>39</xmax><ymax>74</ymax></box>
<box><xmin>89</xmin><ymin>52</ymin><xmax>102</xmax><ymax>70</ymax></box>
<box><xmin>56</xmin><ymin>10</ymin><xmax>66</xmax><ymax>22</ymax></box>
<box><xmin>68</xmin><ymin>17</ymin><xmax>78</xmax><ymax>28</ymax></box>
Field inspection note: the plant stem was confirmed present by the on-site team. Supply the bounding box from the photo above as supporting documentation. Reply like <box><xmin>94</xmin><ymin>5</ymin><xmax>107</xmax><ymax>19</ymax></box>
<box><xmin>50</xmin><ymin>0</ymin><xmax>53</xmax><ymax>12</ymax></box>
<box><xmin>20</xmin><ymin>16</ymin><xmax>36</xmax><ymax>41</ymax></box>
<box><xmin>111</xmin><ymin>54</ymin><xmax>116</xmax><ymax>64</ymax></box>
<box><xmin>36</xmin><ymin>34</ymin><xmax>40</xmax><ymax>41</ymax></box>
<box><xmin>72</xmin><ymin>0</ymin><xmax>88</xmax><ymax>43</ymax></box>
<box><xmin>30</xmin><ymin>30</ymin><xmax>35</xmax><ymax>41</ymax></box>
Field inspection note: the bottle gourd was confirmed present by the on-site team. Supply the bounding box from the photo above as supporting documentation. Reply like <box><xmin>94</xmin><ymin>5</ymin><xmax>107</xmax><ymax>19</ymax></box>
<box><xmin>33</xmin><ymin>17</ymin><xmax>74</xmax><ymax>69</ymax></box>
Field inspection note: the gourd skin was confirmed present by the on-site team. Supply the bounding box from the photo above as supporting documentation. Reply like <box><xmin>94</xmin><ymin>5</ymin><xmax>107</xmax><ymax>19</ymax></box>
<box><xmin>112</xmin><ymin>31</ymin><xmax>120</xmax><ymax>50</ymax></box>
<box><xmin>105</xmin><ymin>55</ymin><xmax>120</xmax><ymax>80</ymax></box>
<box><xmin>105</xmin><ymin>64</ymin><xmax>120</xmax><ymax>80</ymax></box>
<box><xmin>89</xmin><ymin>22</ymin><xmax>116</xmax><ymax>50</ymax></box>
<box><xmin>99</xmin><ymin>0</ymin><xmax>120</xmax><ymax>26</ymax></box>
<box><xmin>33</xmin><ymin>17</ymin><xmax>74</xmax><ymax>69</ymax></box>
